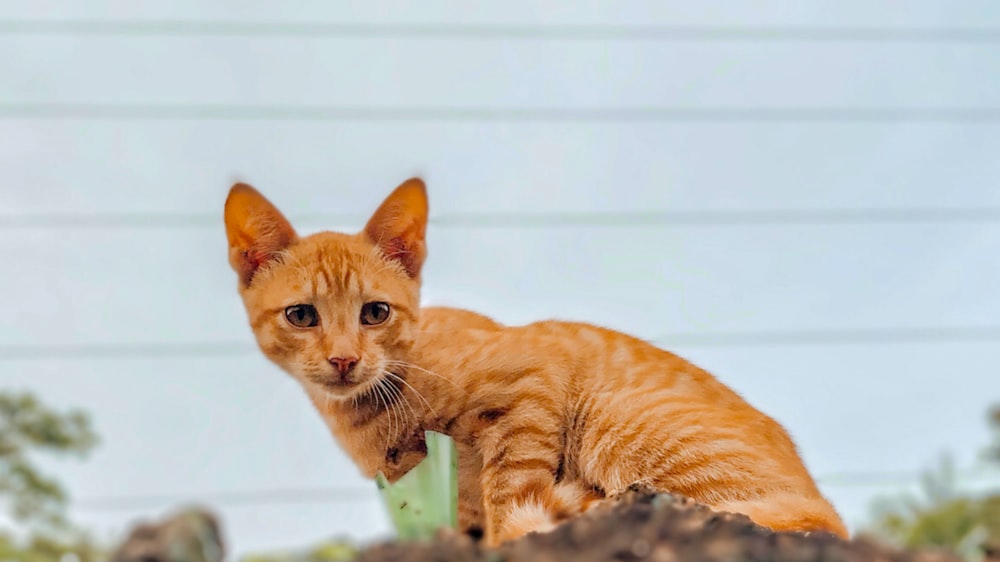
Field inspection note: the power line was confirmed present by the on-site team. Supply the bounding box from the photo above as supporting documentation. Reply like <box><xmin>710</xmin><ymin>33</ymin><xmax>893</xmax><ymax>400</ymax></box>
<box><xmin>0</xmin><ymin>342</ymin><xmax>256</xmax><ymax>361</ymax></box>
<box><xmin>655</xmin><ymin>326</ymin><xmax>1000</xmax><ymax>348</ymax></box>
<box><xmin>5</xmin><ymin>207</ymin><xmax>1000</xmax><ymax>230</ymax></box>
<box><xmin>69</xmin><ymin>469</ymin><xmax>1000</xmax><ymax>511</ymax></box>
<box><xmin>73</xmin><ymin>487</ymin><xmax>374</xmax><ymax>510</ymax></box>
<box><xmin>1</xmin><ymin>104</ymin><xmax>997</xmax><ymax>122</ymax></box>
<box><xmin>0</xmin><ymin>212</ymin><xmax>358</xmax><ymax>230</ymax></box>
<box><xmin>6</xmin><ymin>325</ymin><xmax>1000</xmax><ymax>361</ymax></box>
<box><xmin>0</xmin><ymin>20</ymin><xmax>997</xmax><ymax>42</ymax></box>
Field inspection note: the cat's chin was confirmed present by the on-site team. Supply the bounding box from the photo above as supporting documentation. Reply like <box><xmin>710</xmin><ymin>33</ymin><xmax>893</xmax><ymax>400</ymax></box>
<box><xmin>304</xmin><ymin>376</ymin><xmax>369</xmax><ymax>401</ymax></box>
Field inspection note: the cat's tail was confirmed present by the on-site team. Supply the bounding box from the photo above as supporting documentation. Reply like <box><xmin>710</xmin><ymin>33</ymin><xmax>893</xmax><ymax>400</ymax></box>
<box><xmin>499</xmin><ymin>481</ymin><xmax>605</xmax><ymax>542</ymax></box>
<box><xmin>712</xmin><ymin>494</ymin><xmax>850</xmax><ymax>539</ymax></box>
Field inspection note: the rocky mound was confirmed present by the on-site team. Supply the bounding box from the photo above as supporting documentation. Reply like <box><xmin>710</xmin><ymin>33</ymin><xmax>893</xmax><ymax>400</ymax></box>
<box><xmin>356</xmin><ymin>493</ymin><xmax>961</xmax><ymax>562</ymax></box>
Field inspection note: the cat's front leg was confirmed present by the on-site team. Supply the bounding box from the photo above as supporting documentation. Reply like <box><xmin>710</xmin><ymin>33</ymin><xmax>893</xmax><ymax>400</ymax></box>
<box><xmin>474</xmin><ymin>402</ymin><xmax>564</xmax><ymax>547</ymax></box>
<box><xmin>454</xmin><ymin>441</ymin><xmax>486</xmax><ymax>536</ymax></box>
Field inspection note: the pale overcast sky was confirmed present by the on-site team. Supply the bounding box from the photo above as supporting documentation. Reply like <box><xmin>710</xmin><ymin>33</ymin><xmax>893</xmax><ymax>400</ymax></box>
<box><xmin>1</xmin><ymin>1</ymin><xmax>999</xmax><ymax>558</ymax></box>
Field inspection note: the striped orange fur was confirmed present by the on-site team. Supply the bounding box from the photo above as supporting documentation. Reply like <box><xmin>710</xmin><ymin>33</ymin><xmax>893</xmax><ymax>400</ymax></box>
<box><xmin>224</xmin><ymin>178</ymin><xmax>848</xmax><ymax>546</ymax></box>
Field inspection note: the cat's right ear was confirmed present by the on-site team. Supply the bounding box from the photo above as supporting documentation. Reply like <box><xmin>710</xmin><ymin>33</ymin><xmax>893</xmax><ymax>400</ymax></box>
<box><xmin>224</xmin><ymin>183</ymin><xmax>298</xmax><ymax>287</ymax></box>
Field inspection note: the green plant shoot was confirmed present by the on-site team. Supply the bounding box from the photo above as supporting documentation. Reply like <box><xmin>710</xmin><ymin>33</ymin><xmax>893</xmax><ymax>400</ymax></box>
<box><xmin>375</xmin><ymin>431</ymin><xmax>458</xmax><ymax>540</ymax></box>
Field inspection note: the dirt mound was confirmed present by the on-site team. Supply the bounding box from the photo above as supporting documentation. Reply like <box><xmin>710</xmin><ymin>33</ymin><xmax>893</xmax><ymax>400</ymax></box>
<box><xmin>355</xmin><ymin>493</ymin><xmax>960</xmax><ymax>562</ymax></box>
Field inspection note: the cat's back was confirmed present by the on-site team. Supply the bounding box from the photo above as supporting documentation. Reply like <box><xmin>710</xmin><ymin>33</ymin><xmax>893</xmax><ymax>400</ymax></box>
<box><xmin>512</xmin><ymin>318</ymin><xmax>817</xmax><ymax>473</ymax></box>
<box><xmin>521</xmin><ymin>318</ymin><xmax>797</xmax><ymax>435</ymax></box>
<box><xmin>420</xmin><ymin>306</ymin><xmax>504</xmax><ymax>341</ymax></box>
<box><xmin>515</xmin><ymin>319</ymin><xmax>726</xmax><ymax>389</ymax></box>
<box><xmin>419</xmin><ymin>306</ymin><xmax>504</xmax><ymax>333</ymax></box>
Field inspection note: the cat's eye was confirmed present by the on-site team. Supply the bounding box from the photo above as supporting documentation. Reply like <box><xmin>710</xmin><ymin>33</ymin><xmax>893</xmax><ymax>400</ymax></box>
<box><xmin>360</xmin><ymin>302</ymin><xmax>391</xmax><ymax>326</ymax></box>
<box><xmin>284</xmin><ymin>305</ymin><xmax>319</xmax><ymax>328</ymax></box>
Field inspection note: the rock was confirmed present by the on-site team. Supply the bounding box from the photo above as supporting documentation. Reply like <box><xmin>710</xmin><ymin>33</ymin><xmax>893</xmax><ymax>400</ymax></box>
<box><xmin>110</xmin><ymin>507</ymin><xmax>224</xmax><ymax>562</ymax></box>
<box><xmin>983</xmin><ymin>541</ymin><xmax>1000</xmax><ymax>562</ymax></box>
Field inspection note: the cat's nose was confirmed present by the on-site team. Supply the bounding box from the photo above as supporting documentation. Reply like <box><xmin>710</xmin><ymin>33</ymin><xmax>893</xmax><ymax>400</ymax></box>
<box><xmin>328</xmin><ymin>356</ymin><xmax>359</xmax><ymax>378</ymax></box>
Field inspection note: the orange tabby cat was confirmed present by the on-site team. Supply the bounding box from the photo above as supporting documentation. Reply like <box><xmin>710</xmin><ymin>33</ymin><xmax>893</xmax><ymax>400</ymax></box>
<box><xmin>224</xmin><ymin>178</ymin><xmax>848</xmax><ymax>546</ymax></box>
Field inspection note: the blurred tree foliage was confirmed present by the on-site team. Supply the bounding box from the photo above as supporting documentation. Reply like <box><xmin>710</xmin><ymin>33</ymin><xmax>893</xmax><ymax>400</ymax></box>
<box><xmin>0</xmin><ymin>531</ymin><xmax>105</xmax><ymax>562</ymax></box>
<box><xmin>869</xmin><ymin>404</ymin><xmax>1000</xmax><ymax>562</ymax></box>
<box><xmin>0</xmin><ymin>391</ymin><xmax>103</xmax><ymax>562</ymax></box>
<box><xmin>241</xmin><ymin>539</ymin><xmax>357</xmax><ymax>562</ymax></box>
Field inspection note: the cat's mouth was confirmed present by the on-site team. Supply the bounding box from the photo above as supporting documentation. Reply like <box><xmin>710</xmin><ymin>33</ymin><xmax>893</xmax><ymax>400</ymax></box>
<box><xmin>305</xmin><ymin>368</ymin><xmax>385</xmax><ymax>400</ymax></box>
<box><xmin>312</xmin><ymin>376</ymin><xmax>357</xmax><ymax>391</ymax></box>
<box><xmin>305</xmin><ymin>373</ymin><xmax>367</xmax><ymax>398</ymax></box>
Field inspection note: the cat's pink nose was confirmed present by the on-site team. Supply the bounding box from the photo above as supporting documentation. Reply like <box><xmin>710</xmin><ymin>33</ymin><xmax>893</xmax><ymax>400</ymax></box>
<box><xmin>328</xmin><ymin>356</ymin><xmax>359</xmax><ymax>378</ymax></box>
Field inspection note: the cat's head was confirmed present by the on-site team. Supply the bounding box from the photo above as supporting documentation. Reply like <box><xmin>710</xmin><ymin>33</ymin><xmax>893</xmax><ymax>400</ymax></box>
<box><xmin>223</xmin><ymin>178</ymin><xmax>428</xmax><ymax>401</ymax></box>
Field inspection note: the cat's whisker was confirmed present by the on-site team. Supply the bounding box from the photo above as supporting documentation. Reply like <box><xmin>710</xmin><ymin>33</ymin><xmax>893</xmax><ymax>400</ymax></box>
<box><xmin>382</xmin><ymin>372</ymin><xmax>422</xmax><ymax>428</ymax></box>
<box><xmin>370</xmin><ymin>382</ymin><xmax>393</xmax><ymax>451</ymax></box>
<box><xmin>382</xmin><ymin>377</ymin><xmax>415</xmax><ymax>437</ymax></box>
<box><xmin>380</xmin><ymin>371</ymin><xmax>416</xmax><ymax>420</ymax></box>
<box><xmin>387</xmin><ymin>381</ymin><xmax>405</xmax><ymax>445</ymax></box>
<box><xmin>383</xmin><ymin>360</ymin><xmax>468</xmax><ymax>396</ymax></box>
<box><xmin>383</xmin><ymin>371</ymin><xmax>437</xmax><ymax>418</ymax></box>
<box><xmin>385</xmin><ymin>360</ymin><xmax>462</xmax><ymax>390</ymax></box>
<box><xmin>395</xmin><ymin>390</ymin><xmax>416</xmax><ymax>429</ymax></box>
<box><xmin>379</xmin><ymin>380</ymin><xmax>399</xmax><ymax>449</ymax></box>
<box><xmin>378</xmin><ymin>378</ymin><xmax>403</xmax><ymax>448</ymax></box>
<box><xmin>387</xmin><ymin>384</ymin><xmax>402</xmax><ymax>449</ymax></box>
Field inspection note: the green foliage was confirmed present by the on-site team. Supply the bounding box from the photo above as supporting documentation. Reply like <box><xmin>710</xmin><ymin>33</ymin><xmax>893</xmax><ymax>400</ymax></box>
<box><xmin>305</xmin><ymin>541</ymin><xmax>357</xmax><ymax>561</ymax></box>
<box><xmin>0</xmin><ymin>391</ymin><xmax>104</xmax><ymax>562</ymax></box>
<box><xmin>0</xmin><ymin>530</ymin><xmax>105</xmax><ymax>562</ymax></box>
<box><xmin>241</xmin><ymin>539</ymin><xmax>357</xmax><ymax>562</ymax></box>
<box><xmin>868</xmin><ymin>404</ymin><xmax>1000</xmax><ymax>561</ymax></box>
<box><xmin>0</xmin><ymin>392</ymin><xmax>98</xmax><ymax>530</ymax></box>
<box><xmin>873</xmin><ymin>493</ymin><xmax>1000</xmax><ymax>558</ymax></box>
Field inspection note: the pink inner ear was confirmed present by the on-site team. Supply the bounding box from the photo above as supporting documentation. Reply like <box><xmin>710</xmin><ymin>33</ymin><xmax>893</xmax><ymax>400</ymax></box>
<box><xmin>237</xmin><ymin>248</ymin><xmax>274</xmax><ymax>286</ymax></box>
<box><xmin>381</xmin><ymin>237</ymin><xmax>407</xmax><ymax>260</ymax></box>
<box><xmin>378</xmin><ymin>236</ymin><xmax>422</xmax><ymax>278</ymax></box>
<box><xmin>381</xmin><ymin>237</ymin><xmax>411</xmax><ymax>268</ymax></box>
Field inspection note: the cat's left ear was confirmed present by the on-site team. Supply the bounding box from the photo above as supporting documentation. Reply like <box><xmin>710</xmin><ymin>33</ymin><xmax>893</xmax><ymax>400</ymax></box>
<box><xmin>363</xmin><ymin>177</ymin><xmax>428</xmax><ymax>278</ymax></box>
<box><xmin>224</xmin><ymin>183</ymin><xmax>298</xmax><ymax>286</ymax></box>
